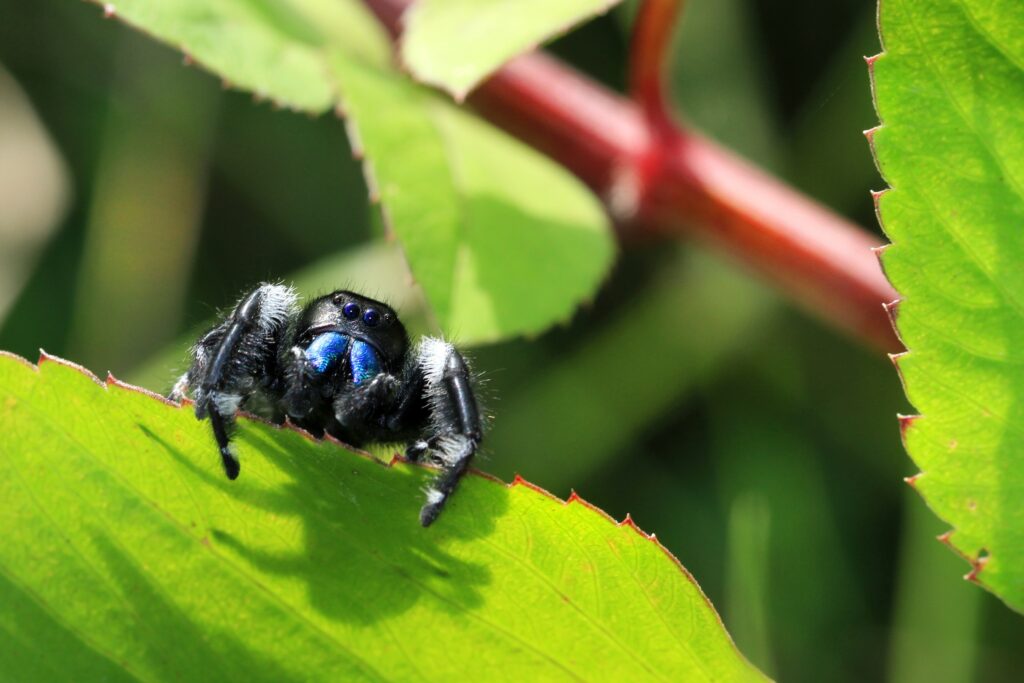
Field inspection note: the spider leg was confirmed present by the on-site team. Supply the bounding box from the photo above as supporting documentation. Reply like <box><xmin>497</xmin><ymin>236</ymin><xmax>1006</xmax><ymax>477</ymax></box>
<box><xmin>209</xmin><ymin>409</ymin><xmax>240</xmax><ymax>479</ymax></box>
<box><xmin>177</xmin><ymin>283</ymin><xmax>297</xmax><ymax>478</ymax></box>
<box><xmin>404</xmin><ymin>436</ymin><xmax>436</xmax><ymax>462</ymax></box>
<box><xmin>282</xmin><ymin>345</ymin><xmax>320</xmax><ymax>420</ymax></box>
<box><xmin>332</xmin><ymin>372</ymin><xmax>400</xmax><ymax>437</ymax></box>
<box><xmin>416</xmin><ymin>339</ymin><xmax>482</xmax><ymax>527</ymax></box>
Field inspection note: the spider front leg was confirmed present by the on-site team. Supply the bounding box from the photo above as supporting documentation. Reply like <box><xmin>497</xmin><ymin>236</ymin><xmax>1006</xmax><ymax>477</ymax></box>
<box><xmin>170</xmin><ymin>283</ymin><xmax>298</xmax><ymax>479</ymax></box>
<box><xmin>281</xmin><ymin>345</ymin><xmax>323</xmax><ymax>421</ymax></box>
<box><xmin>415</xmin><ymin>338</ymin><xmax>482</xmax><ymax>527</ymax></box>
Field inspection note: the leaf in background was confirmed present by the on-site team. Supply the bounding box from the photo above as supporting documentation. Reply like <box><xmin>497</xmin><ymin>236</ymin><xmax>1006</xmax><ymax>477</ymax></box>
<box><xmin>0</xmin><ymin>352</ymin><xmax>764</xmax><ymax>681</ymax></box>
<box><xmin>870</xmin><ymin>0</ymin><xmax>1024</xmax><ymax>611</ymax></box>
<box><xmin>330</xmin><ymin>56</ymin><xmax>614</xmax><ymax>344</ymax></box>
<box><xmin>90</xmin><ymin>0</ymin><xmax>614</xmax><ymax>345</ymax></box>
<box><xmin>402</xmin><ymin>0</ymin><xmax>622</xmax><ymax>99</ymax></box>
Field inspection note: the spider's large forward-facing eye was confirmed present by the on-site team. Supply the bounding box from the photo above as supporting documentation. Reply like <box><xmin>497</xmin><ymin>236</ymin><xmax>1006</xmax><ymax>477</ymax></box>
<box><xmin>363</xmin><ymin>309</ymin><xmax>380</xmax><ymax>327</ymax></box>
<box><xmin>342</xmin><ymin>302</ymin><xmax>360</xmax><ymax>320</ymax></box>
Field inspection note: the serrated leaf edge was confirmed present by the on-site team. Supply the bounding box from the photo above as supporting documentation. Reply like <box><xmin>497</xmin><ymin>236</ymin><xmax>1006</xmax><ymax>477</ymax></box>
<box><xmin>865</xmin><ymin>7</ymin><xmax>1000</xmax><ymax>598</ymax></box>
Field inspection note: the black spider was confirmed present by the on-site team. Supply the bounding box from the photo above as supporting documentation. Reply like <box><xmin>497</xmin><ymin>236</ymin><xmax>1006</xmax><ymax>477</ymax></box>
<box><xmin>169</xmin><ymin>283</ymin><xmax>482</xmax><ymax>526</ymax></box>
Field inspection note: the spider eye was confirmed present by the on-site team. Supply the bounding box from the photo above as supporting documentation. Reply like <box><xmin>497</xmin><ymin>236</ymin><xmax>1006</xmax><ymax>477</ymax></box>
<box><xmin>342</xmin><ymin>302</ymin><xmax>360</xmax><ymax>319</ymax></box>
<box><xmin>363</xmin><ymin>309</ymin><xmax>380</xmax><ymax>327</ymax></box>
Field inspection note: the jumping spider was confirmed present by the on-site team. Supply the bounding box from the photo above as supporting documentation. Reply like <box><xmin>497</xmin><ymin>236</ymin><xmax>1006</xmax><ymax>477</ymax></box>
<box><xmin>169</xmin><ymin>283</ymin><xmax>482</xmax><ymax>526</ymax></box>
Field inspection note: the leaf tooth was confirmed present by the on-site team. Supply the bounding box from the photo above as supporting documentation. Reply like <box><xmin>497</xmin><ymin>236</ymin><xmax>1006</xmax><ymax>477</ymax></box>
<box><xmin>37</xmin><ymin>350</ymin><xmax>104</xmax><ymax>386</ymax></box>
<box><xmin>965</xmin><ymin>550</ymin><xmax>990</xmax><ymax>583</ymax></box>
<box><xmin>882</xmin><ymin>297</ymin><xmax>902</xmax><ymax>327</ymax></box>
<box><xmin>903</xmin><ymin>472</ymin><xmax>923</xmax><ymax>489</ymax></box>
<box><xmin>934</xmin><ymin>529</ymin><xmax>981</xmax><ymax>573</ymax></box>
<box><xmin>864</xmin><ymin>53</ymin><xmax>882</xmax><ymax>69</ymax></box>
<box><xmin>507</xmin><ymin>474</ymin><xmax>562</xmax><ymax>504</ymax></box>
<box><xmin>889</xmin><ymin>350</ymin><xmax>910</xmax><ymax>390</ymax></box>
<box><xmin>617</xmin><ymin>513</ymin><xmax>651</xmax><ymax>540</ymax></box>
<box><xmin>106</xmin><ymin>372</ymin><xmax>178</xmax><ymax>407</ymax></box>
<box><xmin>870</xmin><ymin>188</ymin><xmax>889</xmax><ymax>210</ymax></box>
<box><xmin>341</xmin><ymin>115</ymin><xmax>366</xmax><ymax>161</ymax></box>
<box><xmin>897</xmin><ymin>414</ymin><xmax>919</xmax><ymax>446</ymax></box>
<box><xmin>863</xmin><ymin>125</ymin><xmax>883</xmax><ymax>174</ymax></box>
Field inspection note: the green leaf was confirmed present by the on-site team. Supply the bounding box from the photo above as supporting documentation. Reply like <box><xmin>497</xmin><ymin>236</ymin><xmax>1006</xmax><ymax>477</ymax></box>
<box><xmin>328</xmin><ymin>58</ymin><xmax>614</xmax><ymax>344</ymax></box>
<box><xmin>0</xmin><ymin>352</ymin><xmax>764</xmax><ymax>681</ymax></box>
<box><xmin>402</xmin><ymin>0</ymin><xmax>622</xmax><ymax>99</ymax></box>
<box><xmin>870</xmin><ymin>0</ymin><xmax>1024</xmax><ymax>611</ymax></box>
<box><xmin>90</xmin><ymin>0</ymin><xmax>614</xmax><ymax>345</ymax></box>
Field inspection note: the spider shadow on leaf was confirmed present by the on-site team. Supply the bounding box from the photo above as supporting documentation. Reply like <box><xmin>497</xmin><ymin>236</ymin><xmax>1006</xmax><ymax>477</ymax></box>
<box><xmin>92</xmin><ymin>534</ymin><xmax>302</xmax><ymax>682</ymax></box>
<box><xmin>141</xmin><ymin>421</ymin><xmax>503</xmax><ymax>627</ymax></box>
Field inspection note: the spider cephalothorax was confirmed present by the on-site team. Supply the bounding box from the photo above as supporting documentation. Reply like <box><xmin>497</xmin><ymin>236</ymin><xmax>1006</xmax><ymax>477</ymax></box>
<box><xmin>169</xmin><ymin>283</ymin><xmax>482</xmax><ymax>526</ymax></box>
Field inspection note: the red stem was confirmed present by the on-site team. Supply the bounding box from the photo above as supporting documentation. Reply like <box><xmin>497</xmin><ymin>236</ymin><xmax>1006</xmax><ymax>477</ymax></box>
<box><xmin>629</xmin><ymin>0</ymin><xmax>682</xmax><ymax>134</ymax></box>
<box><xmin>369</xmin><ymin>0</ymin><xmax>900</xmax><ymax>352</ymax></box>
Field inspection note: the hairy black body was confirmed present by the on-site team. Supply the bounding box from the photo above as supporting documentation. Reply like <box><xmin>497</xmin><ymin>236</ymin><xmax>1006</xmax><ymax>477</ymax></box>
<box><xmin>170</xmin><ymin>284</ymin><xmax>482</xmax><ymax>526</ymax></box>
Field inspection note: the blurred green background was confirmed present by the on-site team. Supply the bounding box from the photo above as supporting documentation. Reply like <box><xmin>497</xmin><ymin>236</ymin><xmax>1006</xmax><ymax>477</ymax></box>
<box><xmin>1</xmin><ymin>0</ymin><xmax>1021</xmax><ymax>680</ymax></box>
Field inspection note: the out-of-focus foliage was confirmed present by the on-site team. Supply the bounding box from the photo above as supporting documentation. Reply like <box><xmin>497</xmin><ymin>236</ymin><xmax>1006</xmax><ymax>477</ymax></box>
<box><xmin>86</xmin><ymin>0</ymin><xmax>614</xmax><ymax>345</ymax></box>
<box><xmin>0</xmin><ymin>353</ymin><xmax>763</xmax><ymax>681</ymax></box>
<box><xmin>1</xmin><ymin>0</ymin><xmax>1023</xmax><ymax>681</ymax></box>
<box><xmin>872</xmin><ymin>0</ymin><xmax>1024</xmax><ymax>612</ymax></box>
<box><xmin>0</xmin><ymin>65</ymin><xmax>69</xmax><ymax>321</ymax></box>
<box><xmin>403</xmin><ymin>0</ymin><xmax>623</xmax><ymax>98</ymax></box>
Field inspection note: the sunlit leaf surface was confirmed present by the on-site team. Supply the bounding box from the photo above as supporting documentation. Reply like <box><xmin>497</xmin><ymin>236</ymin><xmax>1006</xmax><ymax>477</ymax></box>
<box><xmin>0</xmin><ymin>352</ymin><xmax>763</xmax><ymax>681</ymax></box>
<box><xmin>871</xmin><ymin>0</ymin><xmax>1024</xmax><ymax>611</ymax></box>
<box><xmin>402</xmin><ymin>0</ymin><xmax>622</xmax><ymax>98</ymax></box>
<box><xmin>87</xmin><ymin>0</ymin><xmax>614</xmax><ymax>345</ymax></box>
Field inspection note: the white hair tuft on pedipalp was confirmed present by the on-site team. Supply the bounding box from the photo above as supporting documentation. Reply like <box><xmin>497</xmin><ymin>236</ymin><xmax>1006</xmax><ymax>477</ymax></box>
<box><xmin>256</xmin><ymin>283</ymin><xmax>299</xmax><ymax>332</ymax></box>
<box><xmin>418</xmin><ymin>337</ymin><xmax>452</xmax><ymax>387</ymax></box>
